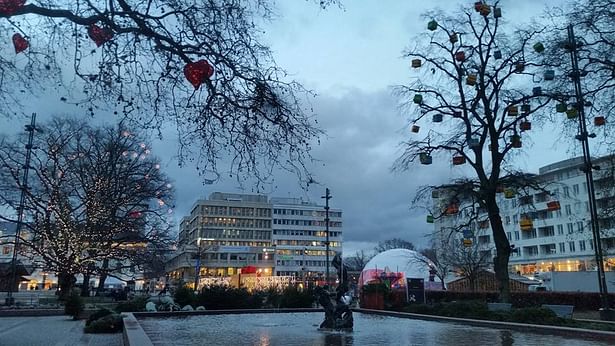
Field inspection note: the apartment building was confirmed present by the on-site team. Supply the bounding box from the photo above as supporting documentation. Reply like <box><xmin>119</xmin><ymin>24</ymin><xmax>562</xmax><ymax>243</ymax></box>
<box><xmin>166</xmin><ymin>193</ymin><xmax>274</xmax><ymax>285</ymax></box>
<box><xmin>271</xmin><ymin>197</ymin><xmax>343</xmax><ymax>283</ymax></box>
<box><xmin>432</xmin><ymin>155</ymin><xmax>615</xmax><ymax>277</ymax></box>
<box><xmin>166</xmin><ymin>192</ymin><xmax>344</xmax><ymax>288</ymax></box>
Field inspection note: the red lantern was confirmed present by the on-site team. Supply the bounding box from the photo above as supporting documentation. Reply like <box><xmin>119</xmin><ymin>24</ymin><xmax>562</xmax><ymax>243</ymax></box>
<box><xmin>474</xmin><ymin>2</ymin><xmax>483</xmax><ymax>11</ymax></box>
<box><xmin>0</xmin><ymin>0</ymin><xmax>25</xmax><ymax>16</ymax></box>
<box><xmin>12</xmin><ymin>33</ymin><xmax>28</xmax><ymax>53</ymax></box>
<box><xmin>452</xmin><ymin>156</ymin><xmax>466</xmax><ymax>165</ymax></box>
<box><xmin>594</xmin><ymin>116</ymin><xmax>606</xmax><ymax>126</ymax></box>
<box><xmin>520</xmin><ymin>121</ymin><xmax>531</xmax><ymax>131</ymax></box>
<box><xmin>88</xmin><ymin>24</ymin><xmax>114</xmax><ymax>47</ymax></box>
<box><xmin>546</xmin><ymin>201</ymin><xmax>561</xmax><ymax>211</ymax></box>
<box><xmin>455</xmin><ymin>51</ymin><xmax>466</xmax><ymax>62</ymax></box>
<box><xmin>184</xmin><ymin>60</ymin><xmax>214</xmax><ymax>89</ymax></box>
<box><xmin>129</xmin><ymin>211</ymin><xmax>142</xmax><ymax>218</ymax></box>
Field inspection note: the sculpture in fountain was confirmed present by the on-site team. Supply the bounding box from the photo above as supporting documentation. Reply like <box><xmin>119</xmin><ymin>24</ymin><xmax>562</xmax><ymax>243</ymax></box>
<box><xmin>316</xmin><ymin>253</ymin><xmax>353</xmax><ymax>330</ymax></box>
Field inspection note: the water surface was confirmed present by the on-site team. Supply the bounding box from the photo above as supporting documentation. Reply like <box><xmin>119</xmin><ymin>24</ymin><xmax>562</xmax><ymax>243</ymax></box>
<box><xmin>139</xmin><ymin>312</ymin><xmax>610</xmax><ymax>346</ymax></box>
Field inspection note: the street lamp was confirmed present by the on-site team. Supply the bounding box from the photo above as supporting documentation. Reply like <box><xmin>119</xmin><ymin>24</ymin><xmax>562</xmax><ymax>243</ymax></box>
<box><xmin>321</xmin><ymin>188</ymin><xmax>332</xmax><ymax>288</ymax></box>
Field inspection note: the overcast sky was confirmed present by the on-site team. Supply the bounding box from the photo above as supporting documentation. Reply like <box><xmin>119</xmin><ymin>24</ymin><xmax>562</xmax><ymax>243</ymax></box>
<box><xmin>2</xmin><ymin>0</ymin><xmax>593</xmax><ymax>256</ymax></box>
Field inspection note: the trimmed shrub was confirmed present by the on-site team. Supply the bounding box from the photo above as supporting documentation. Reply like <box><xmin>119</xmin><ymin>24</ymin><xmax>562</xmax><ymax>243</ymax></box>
<box><xmin>84</xmin><ymin>314</ymin><xmax>124</xmax><ymax>333</ymax></box>
<box><xmin>279</xmin><ymin>286</ymin><xmax>314</xmax><ymax>308</ymax></box>
<box><xmin>174</xmin><ymin>286</ymin><xmax>196</xmax><ymax>307</ymax></box>
<box><xmin>64</xmin><ymin>288</ymin><xmax>84</xmax><ymax>320</ymax></box>
<box><xmin>425</xmin><ymin>290</ymin><xmax>615</xmax><ymax>311</ymax></box>
<box><xmin>509</xmin><ymin>307</ymin><xmax>558</xmax><ymax>324</ymax></box>
<box><xmin>86</xmin><ymin>308</ymin><xmax>113</xmax><ymax>327</ymax></box>
<box><xmin>114</xmin><ymin>296</ymin><xmax>149</xmax><ymax>313</ymax></box>
<box><xmin>195</xmin><ymin>285</ymin><xmax>264</xmax><ymax>310</ymax></box>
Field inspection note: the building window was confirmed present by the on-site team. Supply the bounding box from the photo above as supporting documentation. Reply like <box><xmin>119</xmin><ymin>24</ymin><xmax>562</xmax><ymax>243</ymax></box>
<box><xmin>505</xmin><ymin>216</ymin><xmax>510</xmax><ymax>225</ymax></box>
<box><xmin>568</xmin><ymin>241</ymin><xmax>576</xmax><ymax>252</ymax></box>
<box><xmin>563</xmin><ymin>186</ymin><xmax>570</xmax><ymax>198</ymax></box>
<box><xmin>573</xmin><ymin>184</ymin><xmax>579</xmax><ymax>195</ymax></box>
<box><xmin>565</xmin><ymin>205</ymin><xmax>572</xmax><ymax>216</ymax></box>
<box><xmin>557</xmin><ymin>224</ymin><xmax>564</xmax><ymax>235</ymax></box>
<box><xmin>559</xmin><ymin>242</ymin><xmax>566</xmax><ymax>253</ymax></box>
<box><xmin>567</xmin><ymin>223</ymin><xmax>574</xmax><ymax>234</ymax></box>
<box><xmin>514</xmin><ymin>231</ymin><xmax>520</xmax><ymax>241</ymax></box>
<box><xmin>576</xmin><ymin>221</ymin><xmax>584</xmax><ymax>232</ymax></box>
<box><xmin>513</xmin><ymin>215</ymin><xmax>518</xmax><ymax>223</ymax></box>
<box><xmin>507</xmin><ymin>232</ymin><xmax>511</xmax><ymax>241</ymax></box>
<box><xmin>579</xmin><ymin>240</ymin><xmax>586</xmax><ymax>251</ymax></box>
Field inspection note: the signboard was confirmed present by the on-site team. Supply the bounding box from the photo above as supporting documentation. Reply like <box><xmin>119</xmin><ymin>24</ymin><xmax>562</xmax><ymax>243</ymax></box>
<box><xmin>406</xmin><ymin>278</ymin><xmax>425</xmax><ymax>304</ymax></box>
<box><xmin>218</xmin><ymin>246</ymin><xmax>250</xmax><ymax>253</ymax></box>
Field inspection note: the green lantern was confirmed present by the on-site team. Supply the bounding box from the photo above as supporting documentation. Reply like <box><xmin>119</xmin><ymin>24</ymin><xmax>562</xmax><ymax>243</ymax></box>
<box><xmin>556</xmin><ymin>102</ymin><xmax>567</xmax><ymax>113</ymax></box>
<box><xmin>533</xmin><ymin>42</ymin><xmax>545</xmax><ymax>53</ymax></box>
<box><xmin>428</xmin><ymin>20</ymin><xmax>438</xmax><ymax>31</ymax></box>
<box><xmin>413</xmin><ymin>94</ymin><xmax>423</xmax><ymax>104</ymax></box>
<box><xmin>426</xmin><ymin>215</ymin><xmax>434</xmax><ymax>223</ymax></box>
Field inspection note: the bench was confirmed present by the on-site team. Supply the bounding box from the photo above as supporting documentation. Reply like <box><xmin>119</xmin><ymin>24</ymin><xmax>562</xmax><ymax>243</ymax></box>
<box><xmin>487</xmin><ymin>303</ymin><xmax>512</xmax><ymax>312</ymax></box>
<box><xmin>541</xmin><ymin>304</ymin><xmax>574</xmax><ymax>318</ymax></box>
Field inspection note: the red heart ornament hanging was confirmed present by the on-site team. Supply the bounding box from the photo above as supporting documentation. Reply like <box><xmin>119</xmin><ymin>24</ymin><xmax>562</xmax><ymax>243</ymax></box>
<box><xmin>12</xmin><ymin>33</ymin><xmax>28</xmax><ymax>53</ymax></box>
<box><xmin>88</xmin><ymin>24</ymin><xmax>114</xmax><ymax>47</ymax></box>
<box><xmin>184</xmin><ymin>60</ymin><xmax>214</xmax><ymax>89</ymax></box>
<box><xmin>0</xmin><ymin>0</ymin><xmax>26</xmax><ymax>16</ymax></box>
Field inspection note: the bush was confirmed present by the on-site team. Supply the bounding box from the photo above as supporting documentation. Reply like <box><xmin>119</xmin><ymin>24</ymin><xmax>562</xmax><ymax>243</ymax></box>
<box><xmin>114</xmin><ymin>296</ymin><xmax>149</xmax><ymax>313</ymax></box>
<box><xmin>195</xmin><ymin>285</ymin><xmax>264</xmax><ymax>310</ymax></box>
<box><xmin>279</xmin><ymin>286</ymin><xmax>314</xmax><ymax>308</ymax></box>
<box><xmin>509</xmin><ymin>307</ymin><xmax>558</xmax><ymax>324</ymax></box>
<box><xmin>86</xmin><ymin>308</ymin><xmax>113</xmax><ymax>327</ymax></box>
<box><xmin>64</xmin><ymin>289</ymin><xmax>84</xmax><ymax>320</ymax></box>
<box><xmin>174</xmin><ymin>286</ymin><xmax>196</xmax><ymax>307</ymax></box>
<box><xmin>84</xmin><ymin>314</ymin><xmax>124</xmax><ymax>333</ymax></box>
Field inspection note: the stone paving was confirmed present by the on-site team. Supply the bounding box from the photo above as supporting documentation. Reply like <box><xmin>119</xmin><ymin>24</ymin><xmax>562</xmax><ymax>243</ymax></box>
<box><xmin>0</xmin><ymin>316</ymin><xmax>122</xmax><ymax>346</ymax></box>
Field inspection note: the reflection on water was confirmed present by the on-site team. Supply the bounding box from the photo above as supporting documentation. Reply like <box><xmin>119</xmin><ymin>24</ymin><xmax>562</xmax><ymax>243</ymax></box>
<box><xmin>139</xmin><ymin>312</ymin><xmax>610</xmax><ymax>346</ymax></box>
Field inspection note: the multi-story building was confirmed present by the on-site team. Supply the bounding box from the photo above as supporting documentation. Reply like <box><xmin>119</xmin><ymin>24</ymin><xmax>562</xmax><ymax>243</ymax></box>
<box><xmin>166</xmin><ymin>192</ymin><xmax>274</xmax><ymax>286</ymax></box>
<box><xmin>271</xmin><ymin>197</ymin><xmax>343</xmax><ymax>283</ymax></box>
<box><xmin>432</xmin><ymin>155</ymin><xmax>615</xmax><ymax>278</ymax></box>
<box><xmin>166</xmin><ymin>192</ymin><xmax>344</xmax><ymax>288</ymax></box>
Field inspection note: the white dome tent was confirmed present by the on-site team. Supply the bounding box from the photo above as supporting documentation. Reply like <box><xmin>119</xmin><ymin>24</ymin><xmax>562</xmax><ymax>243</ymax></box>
<box><xmin>359</xmin><ymin>248</ymin><xmax>443</xmax><ymax>290</ymax></box>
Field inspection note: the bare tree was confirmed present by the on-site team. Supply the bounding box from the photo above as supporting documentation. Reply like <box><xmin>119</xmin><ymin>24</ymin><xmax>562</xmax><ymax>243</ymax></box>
<box><xmin>392</xmin><ymin>2</ymin><xmax>565</xmax><ymax>302</ymax></box>
<box><xmin>374</xmin><ymin>238</ymin><xmax>415</xmax><ymax>254</ymax></box>
<box><xmin>415</xmin><ymin>245</ymin><xmax>449</xmax><ymax>290</ymax></box>
<box><xmin>0</xmin><ymin>118</ymin><xmax>174</xmax><ymax>298</ymax></box>
<box><xmin>0</xmin><ymin>0</ymin><xmax>340</xmax><ymax>186</ymax></box>
<box><xmin>344</xmin><ymin>250</ymin><xmax>373</xmax><ymax>272</ymax></box>
<box><xmin>439</xmin><ymin>233</ymin><xmax>493</xmax><ymax>292</ymax></box>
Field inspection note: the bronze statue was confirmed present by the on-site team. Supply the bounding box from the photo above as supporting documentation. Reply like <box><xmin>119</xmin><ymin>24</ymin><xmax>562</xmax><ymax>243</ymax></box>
<box><xmin>316</xmin><ymin>253</ymin><xmax>353</xmax><ymax>330</ymax></box>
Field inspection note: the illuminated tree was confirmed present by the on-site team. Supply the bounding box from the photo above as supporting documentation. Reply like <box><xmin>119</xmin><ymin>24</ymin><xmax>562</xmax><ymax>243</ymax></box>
<box><xmin>0</xmin><ymin>0</ymin><xmax>338</xmax><ymax>186</ymax></box>
<box><xmin>0</xmin><ymin>118</ymin><xmax>174</xmax><ymax>298</ymax></box>
<box><xmin>393</xmin><ymin>2</ymin><xmax>559</xmax><ymax>302</ymax></box>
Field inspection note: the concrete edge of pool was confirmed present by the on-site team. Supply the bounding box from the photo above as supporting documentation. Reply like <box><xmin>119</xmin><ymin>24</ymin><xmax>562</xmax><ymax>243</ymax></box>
<box><xmin>121</xmin><ymin>308</ymin><xmax>615</xmax><ymax>345</ymax></box>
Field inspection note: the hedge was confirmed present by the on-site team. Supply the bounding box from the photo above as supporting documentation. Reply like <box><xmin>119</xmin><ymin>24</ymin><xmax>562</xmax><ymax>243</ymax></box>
<box><xmin>425</xmin><ymin>290</ymin><xmax>615</xmax><ymax>310</ymax></box>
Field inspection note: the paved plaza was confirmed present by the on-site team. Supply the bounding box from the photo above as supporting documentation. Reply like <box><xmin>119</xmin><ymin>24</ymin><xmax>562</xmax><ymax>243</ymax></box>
<box><xmin>0</xmin><ymin>316</ymin><xmax>122</xmax><ymax>346</ymax></box>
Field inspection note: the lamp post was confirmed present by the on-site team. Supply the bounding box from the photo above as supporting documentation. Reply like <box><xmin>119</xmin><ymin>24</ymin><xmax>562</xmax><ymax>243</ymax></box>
<box><xmin>6</xmin><ymin>114</ymin><xmax>38</xmax><ymax>306</ymax></box>
<box><xmin>321</xmin><ymin>188</ymin><xmax>332</xmax><ymax>288</ymax></box>
<box><xmin>564</xmin><ymin>24</ymin><xmax>612</xmax><ymax>320</ymax></box>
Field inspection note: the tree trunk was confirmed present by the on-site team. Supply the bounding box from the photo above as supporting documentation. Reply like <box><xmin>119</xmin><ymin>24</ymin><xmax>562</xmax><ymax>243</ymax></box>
<box><xmin>81</xmin><ymin>272</ymin><xmax>91</xmax><ymax>297</ymax></box>
<box><xmin>486</xmin><ymin>194</ymin><xmax>511</xmax><ymax>303</ymax></box>
<box><xmin>96</xmin><ymin>259</ymin><xmax>109</xmax><ymax>295</ymax></box>
<box><xmin>58</xmin><ymin>272</ymin><xmax>75</xmax><ymax>301</ymax></box>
